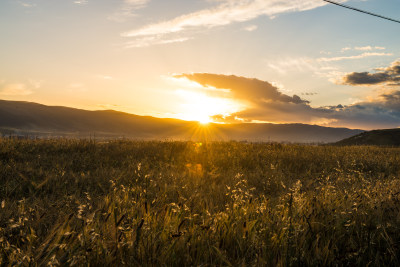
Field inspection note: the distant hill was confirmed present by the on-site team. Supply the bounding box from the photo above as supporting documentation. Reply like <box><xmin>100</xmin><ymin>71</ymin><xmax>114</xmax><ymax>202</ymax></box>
<box><xmin>0</xmin><ymin>100</ymin><xmax>363</xmax><ymax>143</ymax></box>
<box><xmin>335</xmin><ymin>128</ymin><xmax>400</xmax><ymax>146</ymax></box>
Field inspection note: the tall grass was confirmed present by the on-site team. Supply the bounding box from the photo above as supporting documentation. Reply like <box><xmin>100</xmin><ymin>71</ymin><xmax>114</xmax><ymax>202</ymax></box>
<box><xmin>1</xmin><ymin>139</ymin><xmax>400</xmax><ymax>266</ymax></box>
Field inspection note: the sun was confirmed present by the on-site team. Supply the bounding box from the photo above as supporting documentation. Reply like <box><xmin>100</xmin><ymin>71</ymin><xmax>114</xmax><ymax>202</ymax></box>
<box><xmin>175</xmin><ymin>90</ymin><xmax>242</xmax><ymax>124</ymax></box>
<box><xmin>198</xmin><ymin>117</ymin><xmax>211</xmax><ymax>125</ymax></box>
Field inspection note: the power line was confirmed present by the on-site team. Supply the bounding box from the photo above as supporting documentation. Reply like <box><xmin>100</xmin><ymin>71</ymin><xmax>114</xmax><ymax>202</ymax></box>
<box><xmin>322</xmin><ymin>0</ymin><xmax>400</xmax><ymax>24</ymax></box>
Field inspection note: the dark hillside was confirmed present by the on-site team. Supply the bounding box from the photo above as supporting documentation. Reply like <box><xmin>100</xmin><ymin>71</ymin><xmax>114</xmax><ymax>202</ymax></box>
<box><xmin>335</xmin><ymin>128</ymin><xmax>400</xmax><ymax>146</ymax></box>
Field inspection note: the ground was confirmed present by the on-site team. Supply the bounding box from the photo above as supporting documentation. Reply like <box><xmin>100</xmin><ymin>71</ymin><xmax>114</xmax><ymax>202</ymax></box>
<box><xmin>1</xmin><ymin>139</ymin><xmax>400</xmax><ymax>266</ymax></box>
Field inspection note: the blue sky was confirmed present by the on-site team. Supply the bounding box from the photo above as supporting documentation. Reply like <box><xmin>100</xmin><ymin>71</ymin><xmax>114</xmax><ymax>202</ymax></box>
<box><xmin>1</xmin><ymin>0</ymin><xmax>400</xmax><ymax>129</ymax></box>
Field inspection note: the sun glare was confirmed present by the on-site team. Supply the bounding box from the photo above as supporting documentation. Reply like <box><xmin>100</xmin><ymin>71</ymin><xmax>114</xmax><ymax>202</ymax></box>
<box><xmin>175</xmin><ymin>90</ymin><xmax>242</xmax><ymax>124</ymax></box>
<box><xmin>198</xmin><ymin>117</ymin><xmax>211</xmax><ymax>125</ymax></box>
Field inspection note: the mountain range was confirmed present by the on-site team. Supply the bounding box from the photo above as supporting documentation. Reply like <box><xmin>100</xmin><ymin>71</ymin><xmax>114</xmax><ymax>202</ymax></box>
<box><xmin>0</xmin><ymin>99</ymin><xmax>364</xmax><ymax>143</ymax></box>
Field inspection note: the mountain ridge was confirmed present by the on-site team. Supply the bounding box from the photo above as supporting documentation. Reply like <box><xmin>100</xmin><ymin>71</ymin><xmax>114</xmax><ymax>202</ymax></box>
<box><xmin>0</xmin><ymin>99</ymin><xmax>364</xmax><ymax>142</ymax></box>
<box><xmin>334</xmin><ymin>128</ymin><xmax>400</xmax><ymax>146</ymax></box>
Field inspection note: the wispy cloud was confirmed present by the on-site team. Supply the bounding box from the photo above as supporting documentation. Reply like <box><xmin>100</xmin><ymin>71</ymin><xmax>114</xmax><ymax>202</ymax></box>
<box><xmin>243</xmin><ymin>24</ymin><xmax>258</xmax><ymax>32</ymax></box>
<box><xmin>17</xmin><ymin>1</ymin><xmax>36</xmax><ymax>8</ymax></box>
<box><xmin>340</xmin><ymin>47</ymin><xmax>352</xmax><ymax>52</ymax></box>
<box><xmin>73</xmin><ymin>0</ymin><xmax>89</xmax><ymax>5</ymax></box>
<box><xmin>122</xmin><ymin>0</ymin><xmax>345</xmax><ymax>47</ymax></box>
<box><xmin>265</xmin><ymin>47</ymin><xmax>394</xmax><ymax>83</ymax></box>
<box><xmin>0</xmin><ymin>83</ymin><xmax>33</xmax><ymax>96</ymax></box>
<box><xmin>354</xmin><ymin>46</ymin><xmax>385</xmax><ymax>51</ymax></box>
<box><xmin>267</xmin><ymin>57</ymin><xmax>321</xmax><ymax>74</ymax></box>
<box><xmin>266</xmin><ymin>57</ymin><xmax>347</xmax><ymax>84</ymax></box>
<box><xmin>266</xmin><ymin>52</ymin><xmax>394</xmax><ymax>85</ymax></box>
<box><xmin>318</xmin><ymin>52</ymin><xmax>393</xmax><ymax>62</ymax></box>
<box><xmin>341</xmin><ymin>46</ymin><xmax>386</xmax><ymax>52</ymax></box>
<box><xmin>124</xmin><ymin>36</ymin><xmax>191</xmax><ymax>48</ymax></box>
<box><xmin>109</xmin><ymin>0</ymin><xmax>151</xmax><ymax>22</ymax></box>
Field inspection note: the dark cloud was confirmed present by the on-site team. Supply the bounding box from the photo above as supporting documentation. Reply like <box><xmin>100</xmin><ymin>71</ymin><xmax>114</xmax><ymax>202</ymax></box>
<box><xmin>324</xmin><ymin>104</ymin><xmax>344</xmax><ymax>111</ymax></box>
<box><xmin>381</xmin><ymin>91</ymin><xmax>400</xmax><ymax>103</ymax></box>
<box><xmin>314</xmin><ymin>90</ymin><xmax>400</xmax><ymax>129</ymax></box>
<box><xmin>178</xmin><ymin>73</ymin><xmax>400</xmax><ymax>129</ymax></box>
<box><xmin>302</xmin><ymin>92</ymin><xmax>318</xmax><ymax>96</ymax></box>
<box><xmin>342</xmin><ymin>60</ymin><xmax>400</xmax><ymax>86</ymax></box>
<box><xmin>343</xmin><ymin>72</ymin><xmax>390</xmax><ymax>85</ymax></box>
<box><xmin>328</xmin><ymin>93</ymin><xmax>400</xmax><ymax>129</ymax></box>
<box><xmin>379</xmin><ymin>91</ymin><xmax>400</xmax><ymax>111</ymax></box>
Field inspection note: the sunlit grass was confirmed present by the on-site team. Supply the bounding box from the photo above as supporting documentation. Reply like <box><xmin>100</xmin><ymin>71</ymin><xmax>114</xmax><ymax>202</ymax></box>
<box><xmin>1</xmin><ymin>139</ymin><xmax>400</xmax><ymax>266</ymax></box>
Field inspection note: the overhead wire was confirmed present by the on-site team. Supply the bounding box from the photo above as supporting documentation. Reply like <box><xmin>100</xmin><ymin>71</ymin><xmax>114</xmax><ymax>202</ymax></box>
<box><xmin>322</xmin><ymin>0</ymin><xmax>400</xmax><ymax>24</ymax></box>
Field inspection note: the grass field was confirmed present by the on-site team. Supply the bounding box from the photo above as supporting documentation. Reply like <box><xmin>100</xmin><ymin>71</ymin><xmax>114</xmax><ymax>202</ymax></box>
<box><xmin>1</xmin><ymin>139</ymin><xmax>400</xmax><ymax>266</ymax></box>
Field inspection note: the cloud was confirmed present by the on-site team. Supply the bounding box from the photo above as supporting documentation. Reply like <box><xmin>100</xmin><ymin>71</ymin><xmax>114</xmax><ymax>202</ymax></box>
<box><xmin>28</xmin><ymin>79</ymin><xmax>42</xmax><ymax>89</ymax></box>
<box><xmin>342</xmin><ymin>60</ymin><xmax>400</xmax><ymax>86</ymax></box>
<box><xmin>341</xmin><ymin>46</ymin><xmax>386</xmax><ymax>52</ymax></box>
<box><xmin>327</xmin><ymin>91</ymin><xmax>400</xmax><ymax>129</ymax></box>
<box><xmin>266</xmin><ymin>50</ymin><xmax>393</xmax><ymax>81</ymax></box>
<box><xmin>122</xmin><ymin>0</ymin><xmax>345</xmax><ymax>47</ymax></box>
<box><xmin>17</xmin><ymin>1</ymin><xmax>36</xmax><ymax>8</ymax></box>
<box><xmin>124</xmin><ymin>36</ymin><xmax>191</xmax><ymax>48</ymax></box>
<box><xmin>340</xmin><ymin>46</ymin><xmax>386</xmax><ymax>53</ymax></box>
<box><xmin>342</xmin><ymin>72</ymin><xmax>391</xmax><ymax>85</ymax></box>
<box><xmin>340</xmin><ymin>47</ymin><xmax>352</xmax><ymax>52</ymax></box>
<box><xmin>267</xmin><ymin>57</ymin><xmax>321</xmax><ymax>74</ymax></box>
<box><xmin>320</xmin><ymin>51</ymin><xmax>332</xmax><ymax>55</ymax></box>
<box><xmin>266</xmin><ymin>57</ymin><xmax>344</xmax><ymax>82</ymax></box>
<box><xmin>243</xmin><ymin>24</ymin><xmax>258</xmax><ymax>32</ymax></box>
<box><xmin>264</xmin><ymin>48</ymin><xmax>393</xmax><ymax>83</ymax></box>
<box><xmin>354</xmin><ymin>46</ymin><xmax>385</xmax><ymax>51</ymax></box>
<box><xmin>302</xmin><ymin>92</ymin><xmax>318</xmax><ymax>96</ymax></box>
<box><xmin>175</xmin><ymin>73</ymin><xmax>327</xmax><ymax>124</ymax></box>
<box><xmin>177</xmin><ymin>73</ymin><xmax>400</xmax><ymax>129</ymax></box>
<box><xmin>175</xmin><ymin>73</ymin><xmax>309</xmax><ymax>104</ymax></box>
<box><xmin>73</xmin><ymin>0</ymin><xmax>88</xmax><ymax>5</ymax></box>
<box><xmin>0</xmin><ymin>83</ymin><xmax>33</xmax><ymax>96</ymax></box>
<box><xmin>109</xmin><ymin>0</ymin><xmax>150</xmax><ymax>22</ymax></box>
<box><xmin>318</xmin><ymin>52</ymin><xmax>393</xmax><ymax>62</ymax></box>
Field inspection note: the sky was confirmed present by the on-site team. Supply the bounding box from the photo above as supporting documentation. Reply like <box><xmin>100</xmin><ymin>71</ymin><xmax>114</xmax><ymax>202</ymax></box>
<box><xmin>1</xmin><ymin>0</ymin><xmax>400</xmax><ymax>130</ymax></box>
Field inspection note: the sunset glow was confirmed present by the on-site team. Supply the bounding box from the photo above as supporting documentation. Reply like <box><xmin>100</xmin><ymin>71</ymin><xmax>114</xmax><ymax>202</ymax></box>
<box><xmin>175</xmin><ymin>89</ymin><xmax>243</xmax><ymax>124</ymax></box>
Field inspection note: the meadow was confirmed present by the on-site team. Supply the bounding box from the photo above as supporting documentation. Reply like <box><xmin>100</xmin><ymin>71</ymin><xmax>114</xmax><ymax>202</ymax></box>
<box><xmin>1</xmin><ymin>138</ymin><xmax>400</xmax><ymax>266</ymax></box>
